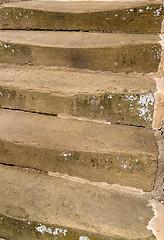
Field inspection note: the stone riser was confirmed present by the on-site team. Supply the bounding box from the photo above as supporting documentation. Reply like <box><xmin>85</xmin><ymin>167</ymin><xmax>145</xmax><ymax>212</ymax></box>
<box><xmin>0</xmin><ymin>86</ymin><xmax>155</xmax><ymax>127</ymax></box>
<box><xmin>0</xmin><ymin>139</ymin><xmax>157</xmax><ymax>191</ymax></box>
<box><xmin>0</xmin><ymin>1</ymin><xmax>163</xmax><ymax>33</ymax></box>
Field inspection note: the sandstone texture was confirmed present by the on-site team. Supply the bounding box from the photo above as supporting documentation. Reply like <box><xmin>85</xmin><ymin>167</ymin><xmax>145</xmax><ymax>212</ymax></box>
<box><xmin>0</xmin><ymin>1</ymin><xmax>163</xmax><ymax>33</ymax></box>
<box><xmin>0</xmin><ymin>0</ymin><xmax>163</xmax><ymax>239</ymax></box>
<box><xmin>0</xmin><ymin>164</ymin><xmax>156</xmax><ymax>240</ymax></box>
<box><xmin>0</xmin><ymin>64</ymin><xmax>156</xmax><ymax>127</ymax></box>
<box><xmin>0</xmin><ymin>30</ymin><xmax>161</xmax><ymax>73</ymax></box>
<box><xmin>0</xmin><ymin>108</ymin><xmax>158</xmax><ymax>191</ymax></box>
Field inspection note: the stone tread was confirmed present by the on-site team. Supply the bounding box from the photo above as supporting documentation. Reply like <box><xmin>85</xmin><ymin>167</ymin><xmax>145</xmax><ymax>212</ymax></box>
<box><xmin>0</xmin><ymin>65</ymin><xmax>156</xmax><ymax>95</ymax></box>
<box><xmin>0</xmin><ymin>64</ymin><xmax>156</xmax><ymax>127</ymax></box>
<box><xmin>0</xmin><ymin>164</ymin><xmax>156</xmax><ymax>240</ymax></box>
<box><xmin>0</xmin><ymin>31</ymin><xmax>161</xmax><ymax>73</ymax></box>
<box><xmin>1</xmin><ymin>1</ymin><xmax>162</xmax><ymax>13</ymax></box>
<box><xmin>0</xmin><ymin>1</ymin><xmax>163</xmax><ymax>33</ymax></box>
<box><xmin>0</xmin><ymin>30</ymin><xmax>160</xmax><ymax>48</ymax></box>
<box><xmin>0</xmin><ymin>108</ymin><xmax>158</xmax><ymax>191</ymax></box>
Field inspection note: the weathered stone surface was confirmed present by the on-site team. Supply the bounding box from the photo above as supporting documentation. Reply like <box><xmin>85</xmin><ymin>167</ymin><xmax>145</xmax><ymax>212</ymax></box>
<box><xmin>0</xmin><ymin>108</ymin><xmax>158</xmax><ymax>191</ymax></box>
<box><xmin>0</xmin><ymin>164</ymin><xmax>156</xmax><ymax>239</ymax></box>
<box><xmin>0</xmin><ymin>65</ymin><xmax>156</xmax><ymax>127</ymax></box>
<box><xmin>152</xmin><ymin>130</ymin><xmax>164</xmax><ymax>203</ymax></box>
<box><xmin>0</xmin><ymin>0</ymin><xmax>25</xmax><ymax>3</ymax></box>
<box><xmin>0</xmin><ymin>1</ymin><xmax>163</xmax><ymax>33</ymax></box>
<box><xmin>0</xmin><ymin>30</ymin><xmax>161</xmax><ymax>73</ymax></box>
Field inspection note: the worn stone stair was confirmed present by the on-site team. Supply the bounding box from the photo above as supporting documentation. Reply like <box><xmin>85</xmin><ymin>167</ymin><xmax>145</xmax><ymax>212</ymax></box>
<box><xmin>0</xmin><ymin>30</ymin><xmax>161</xmax><ymax>72</ymax></box>
<box><xmin>0</xmin><ymin>108</ymin><xmax>158</xmax><ymax>191</ymax></box>
<box><xmin>0</xmin><ymin>64</ymin><xmax>156</xmax><ymax>127</ymax></box>
<box><xmin>0</xmin><ymin>1</ymin><xmax>163</xmax><ymax>239</ymax></box>
<box><xmin>0</xmin><ymin>1</ymin><xmax>163</xmax><ymax>33</ymax></box>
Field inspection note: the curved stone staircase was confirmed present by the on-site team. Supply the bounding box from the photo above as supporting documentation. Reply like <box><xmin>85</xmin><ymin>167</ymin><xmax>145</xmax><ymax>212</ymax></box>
<box><xmin>0</xmin><ymin>1</ymin><xmax>163</xmax><ymax>239</ymax></box>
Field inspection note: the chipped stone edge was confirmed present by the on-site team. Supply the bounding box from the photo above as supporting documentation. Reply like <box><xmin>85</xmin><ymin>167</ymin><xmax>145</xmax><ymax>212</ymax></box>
<box><xmin>147</xmin><ymin>200</ymin><xmax>164</xmax><ymax>240</ymax></box>
<box><xmin>48</xmin><ymin>171</ymin><xmax>144</xmax><ymax>195</ymax></box>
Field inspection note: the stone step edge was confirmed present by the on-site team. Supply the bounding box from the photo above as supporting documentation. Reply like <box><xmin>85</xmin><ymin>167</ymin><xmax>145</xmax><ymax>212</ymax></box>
<box><xmin>0</xmin><ymin>161</ymin><xmax>145</xmax><ymax>196</ymax></box>
<box><xmin>0</xmin><ymin>64</ymin><xmax>157</xmax><ymax>127</ymax></box>
<box><xmin>0</xmin><ymin>108</ymin><xmax>158</xmax><ymax>191</ymax></box>
<box><xmin>0</xmin><ymin>30</ymin><xmax>161</xmax><ymax>73</ymax></box>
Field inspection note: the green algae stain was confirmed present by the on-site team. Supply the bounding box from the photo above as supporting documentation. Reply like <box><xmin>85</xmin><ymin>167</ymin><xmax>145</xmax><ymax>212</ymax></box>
<box><xmin>0</xmin><ymin>214</ymin><xmax>129</xmax><ymax>240</ymax></box>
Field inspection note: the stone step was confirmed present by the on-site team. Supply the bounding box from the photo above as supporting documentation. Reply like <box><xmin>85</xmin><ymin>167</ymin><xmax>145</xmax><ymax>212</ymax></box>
<box><xmin>0</xmin><ymin>108</ymin><xmax>158</xmax><ymax>191</ymax></box>
<box><xmin>0</xmin><ymin>65</ymin><xmax>157</xmax><ymax>127</ymax></box>
<box><xmin>0</xmin><ymin>1</ymin><xmax>163</xmax><ymax>33</ymax></box>
<box><xmin>0</xmin><ymin>30</ymin><xmax>161</xmax><ymax>73</ymax></box>
<box><xmin>0</xmin><ymin>164</ymin><xmax>156</xmax><ymax>240</ymax></box>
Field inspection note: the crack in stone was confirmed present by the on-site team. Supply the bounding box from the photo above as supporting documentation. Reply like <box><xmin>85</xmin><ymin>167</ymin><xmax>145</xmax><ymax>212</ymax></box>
<box><xmin>0</xmin><ymin>106</ymin><xmax>149</xmax><ymax>129</ymax></box>
<box><xmin>0</xmin><ymin>106</ymin><xmax>57</xmax><ymax>117</ymax></box>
